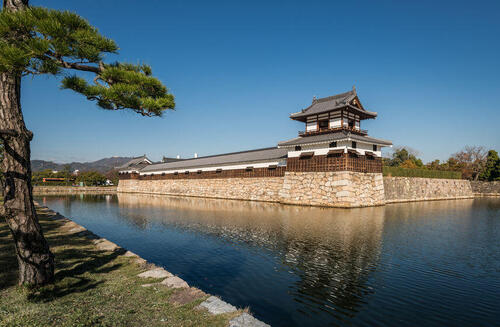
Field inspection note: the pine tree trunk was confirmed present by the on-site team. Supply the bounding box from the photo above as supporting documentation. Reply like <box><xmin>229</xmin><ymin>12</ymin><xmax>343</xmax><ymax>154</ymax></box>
<box><xmin>1</xmin><ymin>0</ymin><xmax>54</xmax><ymax>287</ymax></box>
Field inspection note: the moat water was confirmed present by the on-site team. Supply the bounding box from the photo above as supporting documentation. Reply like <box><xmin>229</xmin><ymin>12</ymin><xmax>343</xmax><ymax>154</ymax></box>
<box><xmin>36</xmin><ymin>194</ymin><xmax>500</xmax><ymax>327</ymax></box>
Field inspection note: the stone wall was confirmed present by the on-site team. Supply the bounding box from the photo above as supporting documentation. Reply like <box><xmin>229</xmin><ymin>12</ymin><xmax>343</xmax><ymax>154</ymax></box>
<box><xmin>34</xmin><ymin>186</ymin><xmax>117</xmax><ymax>194</ymax></box>
<box><xmin>118</xmin><ymin>175</ymin><xmax>478</xmax><ymax>208</ymax></box>
<box><xmin>470</xmin><ymin>181</ymin><xmax>500</xmax><ymax>196</ymax></box>
<box><xmin>119</xmin><ymin>172</ymin><xmax>385</xmax><ymax>208</ymax></box>
<box><xmin>383</xmin><ymin>177</ymin><xmax>473</xmax><ymax>203</ymax></box>
<box><xmin>279</xmin><ymin>171</ymin><xmax>385</xmax><ymax>207</ymax></box>
<box><xmin>117</xmin><ymin>177</ymin><xmax>284</xmax><ymax>202</ymax></box>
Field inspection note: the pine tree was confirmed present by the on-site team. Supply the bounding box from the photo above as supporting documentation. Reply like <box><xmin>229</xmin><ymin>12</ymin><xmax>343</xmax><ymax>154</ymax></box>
<box><xmin>0</xmin><ymin>2</ymin><xmax>175</xmax><ymax>286</ymax></box>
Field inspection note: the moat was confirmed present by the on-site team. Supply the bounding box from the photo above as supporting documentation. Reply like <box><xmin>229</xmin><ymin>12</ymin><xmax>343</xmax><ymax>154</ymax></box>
<box><xmin>36</xmin><ymin>194</ymin><xmax>500</xmax><ymax>327</ymax></box>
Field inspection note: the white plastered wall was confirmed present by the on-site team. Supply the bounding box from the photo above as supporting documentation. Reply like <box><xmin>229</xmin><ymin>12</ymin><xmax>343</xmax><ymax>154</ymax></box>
<box><xmin>139</xmin><ymin>160</ymin><xmax>283</xmax><ymax>176</ymax></box>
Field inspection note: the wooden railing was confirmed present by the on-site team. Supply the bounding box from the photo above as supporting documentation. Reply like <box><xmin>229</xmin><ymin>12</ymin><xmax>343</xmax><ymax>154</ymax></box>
<box><xmin>298</xmin><ymin>127</ymin><xmax>368</xmax><ymax>137</ymax></box>
<box><xmin>287</xmin><ymin>153</ymin><xmax>382</xmax><ymax>173</ymax></box>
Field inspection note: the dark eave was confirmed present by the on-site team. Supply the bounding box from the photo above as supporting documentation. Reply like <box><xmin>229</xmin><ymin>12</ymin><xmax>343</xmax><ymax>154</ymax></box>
<box><xmin>278</xmin><ymin>130</ymin><xmax>392</xmax><ymax>147</ymax></box>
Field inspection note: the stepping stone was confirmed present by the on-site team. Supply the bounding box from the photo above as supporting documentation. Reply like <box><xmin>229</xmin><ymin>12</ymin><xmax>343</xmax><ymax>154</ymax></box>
<box><xmin>137</xmin><ymin>268</ymin><xmax>172</xmax><ymax>279</ymax></box>
<box><xmin>123</xmin><ymin>250</ymin><xmax>138</xmax><ymax>257</ymax></box>
<box><xmin>198</xmin><ymin>296</ymin><xmax>237</xmax><ymax>315</ymax></box>
<box><xmin>160</xmin><ymin>276</ymin><xmax>189</xmax><ymax>289</ymax></box>
<box><xmin>69</xmin><ymin>226</ymin><xmax>86</xmax><ymax>233</ymax></box>
<box><xmin>229</xmin><ymin>313</ymin><xmax>270</xmax><ymax>327</ymax></box>
<box><xmin>95</xmin><ymin>239</ymin><xmax>119</xmax><ymax>251</ymax></box>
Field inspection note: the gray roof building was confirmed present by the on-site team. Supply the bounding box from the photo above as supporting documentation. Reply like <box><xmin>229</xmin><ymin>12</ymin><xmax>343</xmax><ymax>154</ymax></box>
<box><xmin>141</xmin><ymin>147</ymin><xmax>288</xmax><ymax>173</ymax></box>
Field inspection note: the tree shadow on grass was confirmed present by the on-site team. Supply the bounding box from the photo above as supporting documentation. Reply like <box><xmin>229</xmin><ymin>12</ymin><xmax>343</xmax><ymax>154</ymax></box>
<box><xmin>1</xmin><ymin>213</ymin><xmax>125</xmax><ymax>303</ymax></box>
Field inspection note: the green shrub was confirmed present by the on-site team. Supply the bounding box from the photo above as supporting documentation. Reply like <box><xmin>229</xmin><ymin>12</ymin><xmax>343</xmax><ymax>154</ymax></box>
<box><xmin>383</xmin><ymin>166</ymin><xmax>462</xmax><ymax>179</ymax></box>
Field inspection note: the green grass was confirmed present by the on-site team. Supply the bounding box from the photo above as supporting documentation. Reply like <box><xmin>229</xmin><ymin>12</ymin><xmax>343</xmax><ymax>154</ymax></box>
<box><xmin>383</xmin><ymin>166</ymin><xmax>462</xmax><ymax>179</ymax></box>
<box><xmin>0</xmin><ymin>208</ymin><xmax>234</xmax><ymax>327</ymax></box>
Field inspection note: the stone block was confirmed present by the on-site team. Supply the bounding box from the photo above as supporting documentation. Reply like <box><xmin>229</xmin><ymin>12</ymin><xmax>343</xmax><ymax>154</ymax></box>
<box><xmin>137</xmin><ymin>268</ymin><xmax>173</xmax><ymax>279</ymax></box>
<box><xmin>229</xmin><ymin>313</ymin><xmax>270</xmax><ymax>327</ymax></box>
<box><xmin>198</xmin><ymin>296</ymin><xmax>237</xmax><ymax>315</ymax></box>
<box><xmin>160</xmin><ymin>276</ymin><xmax>189</xmax><ymax>289</ymax></box>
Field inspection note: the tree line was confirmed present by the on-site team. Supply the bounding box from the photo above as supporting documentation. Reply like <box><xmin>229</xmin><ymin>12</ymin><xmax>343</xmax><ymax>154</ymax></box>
<box><xmin>31</xmin><ymin>168</ymin><xmax>119</xmax><ymax>186</ymax></box>
<box><xmin>384</xmin><ymin>146</ymin><xmax>500</xmax><ymax>181</ymax></box>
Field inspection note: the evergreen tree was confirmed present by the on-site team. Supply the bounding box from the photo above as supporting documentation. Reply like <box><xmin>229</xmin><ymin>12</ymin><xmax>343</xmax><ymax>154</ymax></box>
<box><xmin>0</xmin><ymin>2</ymin><xmax>175</xmax><ymax>286</ymax></box>
<box><xmin>479</xmin><ymin>150</ymin><xmax>500</xmax><ymax>181</ymax></box>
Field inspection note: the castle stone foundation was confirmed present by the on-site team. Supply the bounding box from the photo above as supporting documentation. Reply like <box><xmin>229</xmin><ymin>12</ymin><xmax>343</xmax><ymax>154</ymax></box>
<box><xmin>118</xmin><ymin>171</ymin><xmax>386</xmax><ymax>208</ymax></box>
<box><xmin>279</xmin><ymin>171</ymin><xmax>385</xmax><ymax>207</ymax></box>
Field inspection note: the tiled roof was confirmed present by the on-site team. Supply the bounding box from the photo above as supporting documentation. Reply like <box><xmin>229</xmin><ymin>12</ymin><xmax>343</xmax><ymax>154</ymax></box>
<box><xmin>116</xmin><ymin>155</ymin><xmax>151</xmax><ymax>170</ymax></box>
<box><xmin>278</xmin><ymin>130</ymin><xmax>392</xmax><ymax>147</ymax></box>
<box><xmin>290</xmin><ymin>89</ymin><xmax>376</xmax><ymax>120</ymax></box>
<box><xmin>141</xmin><ymin>147</ymin><xmax>288</xmax><ymax>172</ymax></box>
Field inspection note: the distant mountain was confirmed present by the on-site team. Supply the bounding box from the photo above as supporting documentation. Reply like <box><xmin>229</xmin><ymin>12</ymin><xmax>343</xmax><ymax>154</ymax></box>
<box><xmin>31</xmin><ymin>157</ymin><xmax>134</xmax><ymax>173</ymax></box>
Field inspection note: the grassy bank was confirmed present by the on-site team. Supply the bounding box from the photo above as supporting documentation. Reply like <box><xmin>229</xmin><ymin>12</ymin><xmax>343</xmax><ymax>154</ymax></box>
<box><xmin>0</xmin><ymin>207</ymin><xmax>234</xmax><ymax>327</ymax></box>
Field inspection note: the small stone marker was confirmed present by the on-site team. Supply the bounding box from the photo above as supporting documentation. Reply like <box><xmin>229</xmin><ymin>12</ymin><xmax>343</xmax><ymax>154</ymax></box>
<box><xmin>229</xmin><ymin>313</ymin><xmax>270</xmax><ymax>327</ymax></box>
<box><xmin>198</xmin><ymin>296</ymin><xmax>237</xmax><ymax>315</ymax></box>
<box><xmin>137</xmin><ymin>268</ymin><xmax>172</xmax><ymax>279</ymax></box>
<box><xmin>160</xmin><ymin>276</ymin><xmax>189</xmax><ymax>289</ymax></box>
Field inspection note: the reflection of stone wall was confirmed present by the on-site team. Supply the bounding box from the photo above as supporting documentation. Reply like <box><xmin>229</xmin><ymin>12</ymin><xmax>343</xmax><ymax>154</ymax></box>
<box><xmin>279</xmin><ymin>172</ymin><xmax>385</xmax><ymax>207</ymax></box>
<box><xmin>116</xmin><ymin>192</ymin><xmax>386</xmax><ymax>312</ymax></box>
<box><xmin>470</xmin><ymin>181</ymin><xmax>500</xmax><ymax>196</ymax></box>
<box><xmin>117</xmin><ymin>177</ymin><xmax>284</xmax><ymax>202</ymax></box>
<box><xmin>384</xmin><ymin>177</ymin><xmax>473</xmax><ymax>203</ymax></box>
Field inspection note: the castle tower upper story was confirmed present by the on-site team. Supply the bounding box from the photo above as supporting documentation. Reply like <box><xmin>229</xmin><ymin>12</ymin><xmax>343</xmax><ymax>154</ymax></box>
<box><xmin>289</xmin><ymin>86</ymin><xmax>376</xmax><ymax>137</ymax></box>
<box><xmin>278</xmin><ymin>87</ymin><xmax>391</xmax><ymax>159</ymax></box>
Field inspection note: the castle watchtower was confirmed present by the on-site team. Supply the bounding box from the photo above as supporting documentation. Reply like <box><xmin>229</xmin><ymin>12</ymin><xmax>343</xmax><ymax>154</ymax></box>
<box><xmin>278</xmin><ymin>87</ymin><xmax>391</xmax><ymax>169</ymax></box>
<box><xmin>290</xmin><ymin>87</ymin><xmax>376</xmax><ymax>137</ymax></box>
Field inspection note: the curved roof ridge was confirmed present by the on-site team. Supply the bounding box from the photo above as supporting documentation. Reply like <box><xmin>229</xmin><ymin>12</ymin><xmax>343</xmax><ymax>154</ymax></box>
<box><xmin>314</xmin><ymin>89</ymin><xmax>355</xmax><ymax>104</ymax></box>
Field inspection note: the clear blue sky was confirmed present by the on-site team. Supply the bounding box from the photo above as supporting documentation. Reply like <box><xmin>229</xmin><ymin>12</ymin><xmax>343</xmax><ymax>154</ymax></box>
<box><xmin>23</xmin><ymin>0</ymin><xmax>499</xmax><ymax>163</ymax></box>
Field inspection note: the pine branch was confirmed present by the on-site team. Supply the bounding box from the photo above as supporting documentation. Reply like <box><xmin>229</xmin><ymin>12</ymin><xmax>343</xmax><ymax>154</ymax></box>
<box><xmin>0</xmin><ymin>6</ymin><xmax>176</xmax><ymax>116</ymax></box>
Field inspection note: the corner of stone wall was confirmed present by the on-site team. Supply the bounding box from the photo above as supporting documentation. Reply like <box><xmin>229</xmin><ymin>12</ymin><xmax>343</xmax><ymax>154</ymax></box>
<box><xmin>279</xmin><ymin>171</ymin><xmax>385</xmax><ymax>208</ymax></box>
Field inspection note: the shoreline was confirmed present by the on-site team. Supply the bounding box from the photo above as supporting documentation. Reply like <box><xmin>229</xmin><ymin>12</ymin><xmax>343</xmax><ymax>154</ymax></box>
<box><xmin>36</xmin><ymin>202</ymin><xmax>270</xmax><ymax>327</ymax></box>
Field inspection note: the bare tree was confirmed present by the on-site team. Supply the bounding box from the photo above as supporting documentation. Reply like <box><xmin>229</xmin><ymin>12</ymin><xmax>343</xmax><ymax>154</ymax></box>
<box><xmin>450</xmin><ymin>146</ymin><xmax>487</xmax><ymax>180</ymax></box>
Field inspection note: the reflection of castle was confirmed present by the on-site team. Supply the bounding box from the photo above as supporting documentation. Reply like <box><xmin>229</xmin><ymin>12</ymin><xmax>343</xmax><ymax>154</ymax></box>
<box><xmin>117</xmin><ymin>193</ymin><xmax>385</xmax><ymax>315</ymax></box>
<box><xmin>117</xmin><ymin>89</ymin><xmax>392</xmax><ymax>208</ymax></box>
